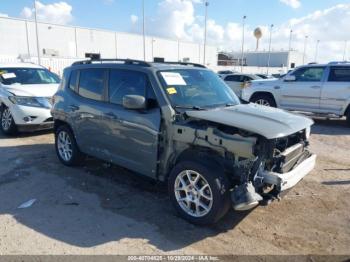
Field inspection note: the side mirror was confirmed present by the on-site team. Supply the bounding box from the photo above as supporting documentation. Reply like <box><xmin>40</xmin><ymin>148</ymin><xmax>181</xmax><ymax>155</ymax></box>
<box><xmin>122</xmin><ymin>95</ymin><xmax>146</xmax><ymax>110</ymax></box>
<box><xmin>284</xmin><ymin>75</ymin><xmax>296</xmax><ymax>82</ymax></box>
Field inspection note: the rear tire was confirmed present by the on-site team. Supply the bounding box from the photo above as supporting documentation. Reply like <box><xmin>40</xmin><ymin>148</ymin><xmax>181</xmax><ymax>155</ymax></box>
<box><xmin>55</xmin><ymin>125</ymin><xmax>84</xmax><ymax>166</ymax></box>
<box><xmin>168</xmin><ymin>160</ymin><xmax>231</xmax><ymax>225</ymax></box>
<box><xmin>346</xmin><ymin>108</ymin><xmax>350</xmax><ymax>127</ymax></box>
<box><xmin>0</xmin><ymin>105</ymin><xmax>17</xmax><ymax>135</ymax></box>
<box><xmin>250</xmin><ymin>93</ymin><xmax>277</xmax><ymax>107</ymax></box>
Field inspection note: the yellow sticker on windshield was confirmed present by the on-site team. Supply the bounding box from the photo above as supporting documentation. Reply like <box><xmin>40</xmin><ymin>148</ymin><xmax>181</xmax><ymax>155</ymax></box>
<box><xmin>167</xmin><ymin>87</ymin><xmax>177</xmax><ymax>95</ymax></box>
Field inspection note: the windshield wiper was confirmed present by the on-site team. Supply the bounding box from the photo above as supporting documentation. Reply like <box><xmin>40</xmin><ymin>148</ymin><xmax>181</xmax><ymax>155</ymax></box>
<box><xmin>174</xmin><ymin>105</ymin><xmax>206</xmax><ymax>111</ymax></box>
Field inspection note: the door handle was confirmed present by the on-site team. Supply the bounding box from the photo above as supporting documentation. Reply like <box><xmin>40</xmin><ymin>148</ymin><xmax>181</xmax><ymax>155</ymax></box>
<box><xmin>104</xmin><ymin>112</ymin><xmax>118</xmax><ymax>120</ymax></box>
<box><xmin>274</xmin><ymin>86</ymin><xmax>281</xmax><ymax>89</ymax></box>
<box><xmin>310</xmin><ymin>86</ymin><xmax>321</xmax><ymax>89</ymax></box>
<box><xmin>68</xmin><ymin>105</ymin><xmax>80</xmax><ymax>111</ymax></box>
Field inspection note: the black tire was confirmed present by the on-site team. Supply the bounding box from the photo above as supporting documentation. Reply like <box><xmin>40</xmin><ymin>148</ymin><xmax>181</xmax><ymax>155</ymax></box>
<box><xmin>0</xmin><ymin>105</ymin><xmax>17</xmax><ymax>135</ymax></box>
<box><xmin>250</xmin><ymin>93</ymin><xmax>277</xmax><ymax>107</ymax></box>
<box><xmin>55</xmin><ymin>125</ymin><xmax>84</xmax><ymax>166</ymax></box>
<box><xmin>168</xmin><ymin>160</ymin><xmax>231</xmax><ymax>225</ymax></box>
<box><xmin>346</xmin><ymin>108</ymin><xmax>350</xmax><ymax>127</ymax></box>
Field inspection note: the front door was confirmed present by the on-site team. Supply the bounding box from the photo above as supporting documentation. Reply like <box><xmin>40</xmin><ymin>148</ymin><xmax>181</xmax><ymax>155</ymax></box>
<box><xmin>278</xmin><ymin>66</ymin><xmax>325</xmax><ymax>112</ymax></box>
<box><xmin>101</xmin><ymin>69</ymin><xmax>161</xmax><ymax>178</ymax></box>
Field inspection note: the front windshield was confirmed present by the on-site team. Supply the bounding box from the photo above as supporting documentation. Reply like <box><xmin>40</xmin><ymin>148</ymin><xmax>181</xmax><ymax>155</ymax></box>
<box><xmin>158</xmin><ymin>69</ymin><xmax>240</xmax><ymax>109</ymax></box>
<box><xmin>0</xmin><ymin>68</ymin><xmax>60</xmax><ymax>85</ymax></box>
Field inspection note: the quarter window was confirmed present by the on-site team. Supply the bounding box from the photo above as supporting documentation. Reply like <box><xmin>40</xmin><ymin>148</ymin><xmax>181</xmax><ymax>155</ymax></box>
<box><xmin>69</xmin><ymin>70</ymin><xmax>78</xmax><ymax>91</ymax></box>
<box><xmin>291</xmin><ymin>67</ymin><xmax>325</xmax><ymax>82</ymax></box>
<box><xmin>224</xmin><ymin>75</ymin><xmax>241</xmax><ymax>82</ymax></box>
<box><xmin>78</xmin><ymin>68</ymin><xmax>105</xmax><ymax>101</ymax></box>
<box><xmin>108</xmin><ymin>70</ymin><xmax>147</xmax><ymax>105</ymax></box>
<box><xmin>328</xmin><ymin>67</ymin><xmax>350</xmax><ymax>82</ymax></box>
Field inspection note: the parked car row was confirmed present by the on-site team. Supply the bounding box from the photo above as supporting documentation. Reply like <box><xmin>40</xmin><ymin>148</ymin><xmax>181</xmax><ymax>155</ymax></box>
<box><xmin>0</xmin><ymin>59</ymin><xmax>318</xmax><ymax>225</ymax></box>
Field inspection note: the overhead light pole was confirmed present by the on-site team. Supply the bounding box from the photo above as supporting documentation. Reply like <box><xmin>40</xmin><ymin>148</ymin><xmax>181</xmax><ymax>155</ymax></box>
<box><xmin>142</xmin><ymin>0</ymin><xmax>146</xmax><ymax>61</ymax></box>
<box><xmin>287</xmin><ymin>29</ymin><xmax>293</xmax><ymax>69</ymax></box>
<box><xmin>267</xmin><ymin>24</ymin><xmax>274</xmax><ymax>75</ymax></box>
<box><xmin>302</xmin><ymin>35</ymin><xmax>308</xmax><ymax>64</ymax></box>
<box><xmin>240</xmin><ymin>15</ymin><xmax>247</xmax><ymax>72</ymax></box>
<box><xmin>33</xmin><ymin>0</ymin><xmax>41</xmax><ymax>65</ymax></box>
<box><xmin>203</xmin><ymin>1</ymin><xmax>209</xmax><ymax>65</ymax></box>
<box><xmin>314</xmin><ymin>40</ymin><xmax>320</xmax><ymax>62</ymax></box>
<box><xmin>343</xmin><ymin>40</ymin><xmax>348</xmax><ymax>61</ymax></box>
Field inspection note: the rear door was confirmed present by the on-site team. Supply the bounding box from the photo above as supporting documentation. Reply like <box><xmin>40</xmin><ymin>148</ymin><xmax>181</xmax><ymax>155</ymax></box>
<box><xmin>71</xmin><ymin>68</ymin><xmax>109</xmax><ymax>157</ymax></box>
<box><xmin>101</xmin><ymin>69</ymin><xmax>161</xmax><ymax>178</ymax></box>
<box><xmin>278</xmin><ymin>66</ymin><xmax>325</xmax><ymax>112</ymax></box>
<box><xmin>320</xmin><ymin>66</ymin><xmax>350</xmax><ymax>115</ymax></box>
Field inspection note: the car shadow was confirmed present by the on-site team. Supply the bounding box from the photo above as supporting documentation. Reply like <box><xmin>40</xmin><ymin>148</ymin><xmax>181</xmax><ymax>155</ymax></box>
<box><xmin>311</xmin><ymin>118</ymin><xmax>350</xmax><ymax>135</ymax></box>
<box><xmin>0</xmin><ymin>129</ymin><xmax>53</xmax><ymax>139</ymax></box>
<box><xmin>0</xmin><ymin>142</ymin><xmax>251</xmax><ymax>251</ymax></box>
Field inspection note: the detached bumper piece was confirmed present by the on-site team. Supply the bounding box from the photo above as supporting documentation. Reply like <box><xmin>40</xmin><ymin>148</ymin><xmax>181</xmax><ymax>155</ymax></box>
<box><xmin>231</xmin><ymin>151</ymin><xmax>316</xmax><ymax>211</ymax></box>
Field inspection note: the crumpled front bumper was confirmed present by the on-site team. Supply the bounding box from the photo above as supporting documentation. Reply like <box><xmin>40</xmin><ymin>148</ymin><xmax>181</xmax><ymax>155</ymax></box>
<box><xmin>260</xmin><ymin>153</ymin><xmax>317</xmax><ymax>191</ymax></box>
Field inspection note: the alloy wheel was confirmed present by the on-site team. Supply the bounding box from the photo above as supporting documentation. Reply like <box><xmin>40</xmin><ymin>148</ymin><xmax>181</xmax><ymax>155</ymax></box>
<box><xmin>255</xmin><ymin>99</ymin><xmax>270</xmax><ymax>107</ymax></box>
<box><xmin>1</xmin><ymin>108</ymin><xmax>13</xmax><ymax>131</ymax></box>
<box><xmin>174</xmin><ymin>170</ymin><xmax>213</xmax><ymax>217</ymax></box>
<box><xmin>57</xmin><ymin>130</ymin><xmax>73</xmax><ymax>162</ymax></box>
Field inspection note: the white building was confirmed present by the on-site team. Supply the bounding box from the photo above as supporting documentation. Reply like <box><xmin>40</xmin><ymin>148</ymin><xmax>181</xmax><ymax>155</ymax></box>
<box><xmin>0</xmin><ymin>16</ymin><xmax>218</xmax><ymax>74</ymax></box>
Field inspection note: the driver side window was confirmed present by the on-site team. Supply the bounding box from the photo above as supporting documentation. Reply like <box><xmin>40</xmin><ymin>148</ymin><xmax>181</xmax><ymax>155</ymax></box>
<box><xmin>108</xmin><ymin>69</ymin><xmax>147</xmax><ymax>105</ymax></box>
<box><xmin>291</xmin><ymin>67</ymin><xmax>325</xmax><ymax>82</ymax></box>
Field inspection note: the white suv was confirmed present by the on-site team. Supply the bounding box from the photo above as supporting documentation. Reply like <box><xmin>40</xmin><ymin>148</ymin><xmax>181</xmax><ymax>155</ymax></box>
<box><xmin>241</xmin><ymin>62</ymin><xmax>350</xmax><ymax>125</ymax></box>
<box><xmin>0</xmin><ymin>63</ymin><xmax>60</xmax><ymax>135</ymax></box>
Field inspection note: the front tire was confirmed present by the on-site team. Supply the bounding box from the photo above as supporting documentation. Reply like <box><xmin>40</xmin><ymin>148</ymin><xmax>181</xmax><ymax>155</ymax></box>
<box><xmin>168</xmin><ymin>160</ymin><xmax>231</xmax><ymax>225</ymax></box>
<box><xmin>250</xmin><ymin>93</ymin><xmax>276</xmax><ymax>107</ymax></box>
<box><xmin>55</xmin><ymin>125</ymin><xmax>84</xmax><ymax>166</ymax></box>
<box><xmin>346</xmin><ymin>108</ymin><xmax>350</xmax><ymax>127</ymax></box>
<box><xmin>0</xmin><ymin>106</ymin><xmax>17</xmax><ymax>135</ymax></box>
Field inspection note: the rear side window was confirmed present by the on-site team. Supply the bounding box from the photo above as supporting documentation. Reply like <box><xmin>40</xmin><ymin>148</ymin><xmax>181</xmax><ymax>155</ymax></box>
<box><xmin>108</xmin><ymin>69</ymin><xmax>147</xmax><ymax>105</ymax></box>
<box><xmin>224</xmin><ymin>75</ymin><xmax>241</xmax><ymax>82</ymax></box>
<box><xmin>78</xmin><ymin>68</ymin><xmax>105</xmax><ymax>101</ymax></box>
<box><xmin>69</xmin><ymin>70</ymin><xmax>78</xmax><ymax>91</ymax></box>
<box><xmin>328</xmin><ymin>67</ymin><xmax>350</xmax><ymax>82</ymax></box>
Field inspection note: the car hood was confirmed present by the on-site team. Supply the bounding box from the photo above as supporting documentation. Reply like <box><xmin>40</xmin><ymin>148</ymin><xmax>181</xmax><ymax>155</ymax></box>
<box><xmin>252</xmin><ymin>78</ymin><xmax>279</xmax><ymax>85</ymax></box>
<box><xmin>3</xmin><ymin>84</ymin><xmax>59</xmax><ymax>97</ymax></box>
<box><xmin>186</xmin><ymin>103</ymin><xmax>313</xmax><ymax>139</ymax></box>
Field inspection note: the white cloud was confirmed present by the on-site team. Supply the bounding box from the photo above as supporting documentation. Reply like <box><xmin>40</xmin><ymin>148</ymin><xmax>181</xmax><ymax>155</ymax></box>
<box><xmin>130</xmin><ymin>14</ymin><xmax>138</xmax><ymax>24</ymax></box>
<box><xmin>131</xmin><ymin>0</ymin><xmax>350</xmax><ymax>63</ymax></box>
<box><xmin>279</xmin><ymin>0</ymin><xmax>301</xmax><ymax>9</ymax></box>
<box><xmin>0</xmin><ymin>13</ymin><xmax>8</xmax><ymax>17</ymax></box>
<box><xmin>20</xmin><ymin>1</ymin><xmax>73</xmax><ymax>25</ymax></box>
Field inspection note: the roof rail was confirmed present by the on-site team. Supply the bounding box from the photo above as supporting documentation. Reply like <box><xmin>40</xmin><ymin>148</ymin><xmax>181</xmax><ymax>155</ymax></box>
<box><xmin>328</xmin><ymin>61</ymin><xmax>350</xmax><ymax>65</ymax></box>
<box><xmin>71</xmin><ymin>58</ymin><xmax>152</xmax><ymax>67</ymax></box>
<box><xmin>155</xmin><ymin>61</ymin><xmax>207</xmax><ymax>68</ymax></box>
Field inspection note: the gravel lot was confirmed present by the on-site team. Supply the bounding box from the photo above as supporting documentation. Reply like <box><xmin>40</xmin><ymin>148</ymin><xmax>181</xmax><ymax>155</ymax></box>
<box><xmin>0</xmin><ymin>119</ymin><xmax>349</xmax><ymax>255</ymax></box>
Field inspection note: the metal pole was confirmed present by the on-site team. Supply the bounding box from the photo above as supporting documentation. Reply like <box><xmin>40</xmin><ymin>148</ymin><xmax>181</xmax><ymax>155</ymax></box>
<box><xmin>302</xmin><ymin>35</ymin><xmax>308</xmax><ymax>64</ymax></box>
<box><xmin>267</xmin><ymin>24</ymin><xmax>273</xmax><ymax>75</ymax></box>
<box><xmin>203</xmin><ymin>1</ymin><xmax>209</xmax><ymax>65</ymax></box>
<box><xmin>177</xmin><ymin>39</ymin><xmax>180</xmax><ymax>61</ymax></box>
<box><xmin>74</xmin><ymin>27</ymin><xmax>78</xmax><ymax>58</ymax></box>
<box><xmin>314</xmin><ymin>40</ymin><xmax>320</xmax><ymax>62</ymax></box>
<box><xmin>25</xmin><ymin>20</ymin><xmax>30</xmax><ymax>58</ymax></box>
<box><xmin>142</xmin><ymin>0</ymin><xmax>146</xmax><ymax>61</ymax></box>
<box><xmin>287</xmin><ymin>29</ymin><xmax>292</xmax><ymax>69</ymax></box>
<box><xmin>151</xmin><ymin>38</ymin><xmax>154</xmax><ymax>61</ymax></box>
<box><xmin>343</xmin><ymin>41</ymin><xmax>348</xmax><ymax>61</ymax></box>
<box><xmin>115</xmin><ymin>32</ymin><xmax>118</xmax><ymax>58</ymax></box>
<box><xmin>33</xmin><ymin>0</ymin><xmax>41</xmax><ymax>65</ymax></box>
<box><xmin>240</xmin><ymin>15</ymin><xmax>246</xmax><ymax>72</ymax></box>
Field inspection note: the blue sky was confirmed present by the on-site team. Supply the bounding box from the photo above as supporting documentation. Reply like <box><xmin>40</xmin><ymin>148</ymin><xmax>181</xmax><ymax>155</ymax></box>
<box><xmin>0</xmin><ymin>0</ymin><xmax>346</xmax><ymax>32</ymax></box>
<box><xmin>0</xmin><ymin>0</ymin><xmax>349</xmax><ymax>61</ymax></box>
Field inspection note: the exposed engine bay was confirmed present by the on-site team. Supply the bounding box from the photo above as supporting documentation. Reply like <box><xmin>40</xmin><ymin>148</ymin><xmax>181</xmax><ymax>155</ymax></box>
<box><xmin>170</xmin><ymin>117</ymin><xmax>315</xmax><ymax>211</ymax></box>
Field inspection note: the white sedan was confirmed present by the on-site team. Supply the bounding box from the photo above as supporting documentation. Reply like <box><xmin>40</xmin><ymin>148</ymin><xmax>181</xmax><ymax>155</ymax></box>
<box><xmin>0</xmin><ymin>63</ymin><xmax>60</xmax><ymax>135</ymax></box>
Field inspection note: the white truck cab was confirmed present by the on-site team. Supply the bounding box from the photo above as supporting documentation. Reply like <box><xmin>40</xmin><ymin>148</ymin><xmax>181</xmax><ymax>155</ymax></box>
<box><xmin>241</xmin><ymin>62</ymin><xmax>350</xmax><ymax>125</ymax></box>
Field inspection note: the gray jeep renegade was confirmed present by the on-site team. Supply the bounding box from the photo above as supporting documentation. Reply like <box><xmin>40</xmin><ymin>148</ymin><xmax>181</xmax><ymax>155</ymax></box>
<box><xmin>52</xmin><ymin>59</ymin><xmax>316</xmax><ymax>225</ymax></box>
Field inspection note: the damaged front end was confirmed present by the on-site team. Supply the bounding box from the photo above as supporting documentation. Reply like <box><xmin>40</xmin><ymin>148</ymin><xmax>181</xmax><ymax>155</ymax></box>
<box><xmin>170</xmin><ymin>117</ymin><xmax>316</xmax><ymax>212</ymax></box>
<box><xmin>231</xmin><ymin>129</ymin><xmax>316</xmax><ymax>210</ymax></box>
